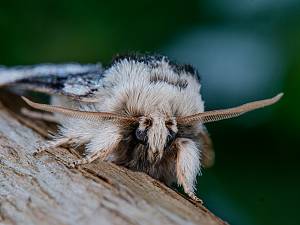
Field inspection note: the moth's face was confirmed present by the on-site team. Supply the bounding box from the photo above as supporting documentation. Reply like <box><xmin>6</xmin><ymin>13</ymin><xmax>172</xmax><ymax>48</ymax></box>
<box><xmin>135</xmin><ymin>114</ymin><xmax>178</xmax><ymax>162</ymax></box>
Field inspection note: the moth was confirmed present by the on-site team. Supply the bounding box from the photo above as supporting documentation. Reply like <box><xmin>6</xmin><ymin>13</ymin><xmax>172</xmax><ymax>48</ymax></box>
<box><xmin>0</xmin><ymin>54</ymin><xmax>282</xmax><ymax>202</ymax></box>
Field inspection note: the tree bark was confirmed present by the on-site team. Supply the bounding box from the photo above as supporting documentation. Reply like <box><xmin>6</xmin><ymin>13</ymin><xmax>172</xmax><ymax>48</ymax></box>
<box><xmin>0</xmin><ymin>92</ymin><xmax>228</xmax><ymax>225</ymax></box>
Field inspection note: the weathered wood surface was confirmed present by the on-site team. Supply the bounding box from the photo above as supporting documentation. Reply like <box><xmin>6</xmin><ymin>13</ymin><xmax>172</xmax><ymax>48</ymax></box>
<box><xmin>0</xmin><ymin>93</ymin><xmax>227</xmax><ymax>225</ymax></box>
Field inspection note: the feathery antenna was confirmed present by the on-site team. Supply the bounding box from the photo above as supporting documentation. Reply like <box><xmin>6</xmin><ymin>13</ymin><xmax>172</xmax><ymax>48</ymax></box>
<box><xmin>22</xmin><ymin>97</ymin><xmax>138</xmax><ymax>122</ymax></box>
<box><xmin>176</xmin><ymin>93</ymin><xmax>283</xmax><ymax>124</ymax></box>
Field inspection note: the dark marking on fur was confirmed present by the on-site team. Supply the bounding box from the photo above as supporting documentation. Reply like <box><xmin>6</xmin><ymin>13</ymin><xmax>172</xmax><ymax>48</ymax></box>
<box><xmin>110</xmin><ymin>53</ymin><xmax>201</xmax><ymax>82</ymax></box>
<box><xmin>150</xmin><ymin>74</ymin><xmax>188</xmax><ymax>89</ymax></box>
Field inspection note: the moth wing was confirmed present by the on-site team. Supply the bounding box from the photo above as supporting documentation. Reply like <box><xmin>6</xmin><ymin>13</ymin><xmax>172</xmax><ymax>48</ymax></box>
<box><xmin>199</xmin><ymin>128</ymin><xmax>215</xmax><ymax>168</ymax></box>
<box><xmin>0</xmin><ymin>63</ymin><xmax>103</xmax><ymax>102</ymax></box>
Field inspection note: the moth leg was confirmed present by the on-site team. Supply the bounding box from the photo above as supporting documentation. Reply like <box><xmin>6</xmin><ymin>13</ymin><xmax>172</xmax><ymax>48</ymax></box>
<box><xmin>176</xmin><ymin>138</ymin><xmax>203</xmax><ymax>203</ymax></box>
<box><xmin>21</xmin><ymin>107</ymin><xmax>59</xmax><ymax>123</ymax></box>
<box><xmin>67</xmin><ymin>151</ymin><xmax>104</xmax><ymax>168</ymax></box>
<box><xmin>68</xmin><ymin>130</ymin><xmax>122</xmax><ymax>168</ymax></box>
<box><xmin>34</xmin><ymin>137</ymin><xmax>72</xmax><ymax>155</ymax></box>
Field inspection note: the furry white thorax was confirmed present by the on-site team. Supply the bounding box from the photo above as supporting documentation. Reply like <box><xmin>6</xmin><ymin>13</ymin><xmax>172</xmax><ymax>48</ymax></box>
<box><xmin>94</xmin><ymin>58</ymin><xmax>203</xmax><ymax>116</ymax></box>
<box><xmin>51</xmin><ymin>58</ymin><xmax>204</xmax><ymax>161</ymax></box>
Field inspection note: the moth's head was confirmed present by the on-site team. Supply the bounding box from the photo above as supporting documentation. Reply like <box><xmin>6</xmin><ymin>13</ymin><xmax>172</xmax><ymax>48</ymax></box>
<box><xmin>135</xmin><ymin>113</ymin><xmax>178</xmax><ymax>162</ymax></box>
<box><xmin>22</xmin><ymin>93</ymin><xmax>283</xmax><ymax>162</ymax></box>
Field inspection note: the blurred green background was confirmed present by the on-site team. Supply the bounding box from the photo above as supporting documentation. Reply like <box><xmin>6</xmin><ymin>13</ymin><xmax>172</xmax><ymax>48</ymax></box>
<box><xmin>0</xmin><ymin>1</ymin><xmax>299</xmax><ymax>224</ymax></box>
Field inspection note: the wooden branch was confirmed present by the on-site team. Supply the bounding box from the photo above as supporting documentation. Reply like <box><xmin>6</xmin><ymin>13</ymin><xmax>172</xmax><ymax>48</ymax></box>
<box><xmin>0</xmin><ymin>92</ymin><xmax>228</xmax><ymax>225</ymax></box>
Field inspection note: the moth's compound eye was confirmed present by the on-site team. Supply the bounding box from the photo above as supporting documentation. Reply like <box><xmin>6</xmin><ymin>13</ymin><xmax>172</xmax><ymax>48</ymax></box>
<box><xmin>135</xmin><ymin>129</ymin><xmax>148</xmax><ymax>145</ymax></box>
<box><xmin>165</xmin><ymin>118</ymin><xmax>177</xmax><ymax>147</ymax></box>
<box><xmin>166</xmin><ymin>129</ymin><xmax>176</xmax><ymax>145</ymax></box>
